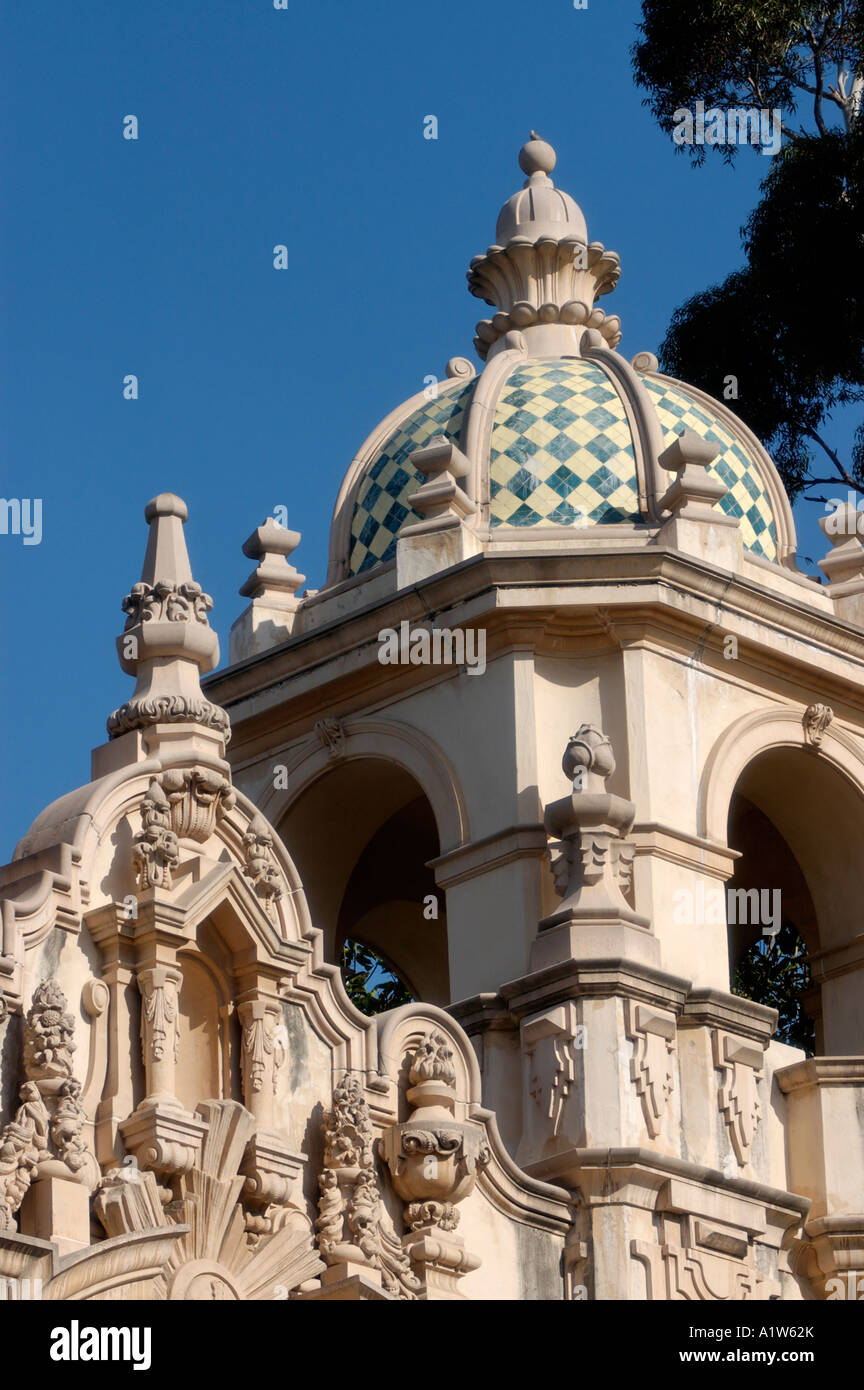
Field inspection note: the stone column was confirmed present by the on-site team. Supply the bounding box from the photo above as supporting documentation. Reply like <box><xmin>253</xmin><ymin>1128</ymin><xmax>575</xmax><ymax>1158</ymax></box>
<box><xmin>137</xmin><ymin>964</ymin><xmax>182</xmax><ymax>1105</ymax></box>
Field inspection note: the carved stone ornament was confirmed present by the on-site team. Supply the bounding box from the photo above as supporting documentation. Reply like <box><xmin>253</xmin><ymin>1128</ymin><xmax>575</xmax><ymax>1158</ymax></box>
<box><xmin>139</xmin><ymin>966</ymin><xmax>182</xmax><ymax>1068</ymax></box>
<box><xmin>0</xmin><ymin>980</ymin><xmax>95</xmax><ymax>1229</ymax></box>
<box><xmin>132</xmin><ymin>778</ymin><xmax>181</xmax><ymax>889</ymax></box>
<box><xmin>316</xmin><ymin>1073</ymin><xmax>423</xmax><ymax>1299</ymax></box>
<box><xmin>545</xmin><ymin>725</ymin><xmax>637</xmax><ymax>916</ymax></box>
<box><xmin>803</xmin><ymin>703</ymin><xmax>833</xmax><ymax>749</ymax></box>
<box><xmin>625</xmin><ymin>999</ymin><xmax>676</xmax><ymax>1140</ymax></box>
<box><xmin>239</xmin><ymin>1003</ymin><xmax>283</xmax><ymax>1096</ymax></box>
<box><xmin>380</xmin><ymin>1031</ymin><xmax>487</xmax><ymax>1296</ymax></box>
<box><xmin>0</xmin><ymin>1084</ymin><xmax>48</xmax><ymax>1229</ymax></box>
<box><xmin>314</xmin><ymin>717</ymin><xmax>346</xmax><ymax>760</ymax></box>
<box><xmin>713</xmin><ymin>1030</ymin><xmax>763</xmax><ymax>1167</ymax></box>
<box><xmin>160</xmin><ymin>766</ymin><xmax>236</xmax><ymax>841</ymax></box>
<box><xmin>242</xmin><ymin>815</ymin><xmax>284</xmax><ymax>915</ymax></box>
<box><xmin>97</xmin><ymin>1100</ymin><xmax>324</xmax><ymax>1299</ymax></box>
<box><xmin>24</xmin><ymin>979</ymin><xmax>77</xmax><ymax>1082</ymax></box>
<box><xmin>523</xmin><ymin>1004</ymin><xmax>580</xmax><ymax>1144</ymax></box>
<box><xmin>121</xmin><ymin>577</ymin><xmax>214</xmax><ymax>628</ymax></box>
<box><xmin>108</xmin><ymin>695</ymin><xmax>231</xmax><ymax>740</ymax></box>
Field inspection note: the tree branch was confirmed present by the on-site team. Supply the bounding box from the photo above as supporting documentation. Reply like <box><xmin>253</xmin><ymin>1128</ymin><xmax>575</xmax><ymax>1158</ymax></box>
<box><xmin>803</xmin><ymin>428</ymin><xmax>861</xmax><ymax>491</ymax></box>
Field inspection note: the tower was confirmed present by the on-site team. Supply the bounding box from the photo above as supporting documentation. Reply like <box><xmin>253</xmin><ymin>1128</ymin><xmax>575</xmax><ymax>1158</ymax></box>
<box><xmin>2</xmin><ymin>136</ymin><xmax>863</xmax><ymax>1301</ymax></box>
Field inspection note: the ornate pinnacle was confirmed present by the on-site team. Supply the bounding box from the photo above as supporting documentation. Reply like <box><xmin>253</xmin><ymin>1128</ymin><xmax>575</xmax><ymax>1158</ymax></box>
<box><xmin>107</xmin><ymin>493</ymin><xmax>230</xmax><ymax>744</ymax></box>
<box><xmin>468</xmin><ymin>135</ymin><xmax>622</xmax><ymax>361</ymax></box>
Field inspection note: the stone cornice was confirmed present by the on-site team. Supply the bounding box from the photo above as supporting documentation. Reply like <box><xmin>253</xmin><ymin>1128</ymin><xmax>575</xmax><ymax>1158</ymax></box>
<box><xmin>429</xmin><ymin>824</ymin><xmax>548</xmax><ymax>888</ymax></box>
<box><xmin>679</xmin><ymin>988</ymin><xmax>777</xmax><ymax>1044</ymax></box>
<box><xmin>806</xmin><ymin>934</ymin><xmax>864</xmax><ymax>983</ymax></box>
<box><xmin>498</xmin><ymin>956</ymin><xmax>691</xmax><ymax>1020</ymax></box>
<box><xmin>629</xmin><ymin>822</ymin><xmax>740</xmax><ymax>879</ymax></box>
<box><xmin>775</xmin><ymin>1057</ymin><xmax>864</xmax><ymax>1093</ymax></box>
<box><xmin>525</xmin><ymin>1146</ymin><xmax>810</xmax><ymax>1224</ymax></box>
<box><xmin>205</xmin><ymin>548</ymin><xmax>864</xmax><ymax>762</ymax></box>
<box><xmin>447</xmin><ymin>992</ymin><xmax>516</xmax><ymax>1035</ymax></box>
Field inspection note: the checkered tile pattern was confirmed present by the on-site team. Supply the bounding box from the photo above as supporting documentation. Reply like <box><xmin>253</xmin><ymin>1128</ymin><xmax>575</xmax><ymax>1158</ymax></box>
<box><xmin>348</xmin><ymin>380</ymin><xmax>475</xmax><ymax>575</ymax></box>
<box><xmin>488</xmin><ymin>361</ymin><xmax>640</xmax><ymax>528</ymax></box>
<box><xmin>641</xmin><ymin>375</ymin><xmax>777</xmax><ymax>561</ymax></box>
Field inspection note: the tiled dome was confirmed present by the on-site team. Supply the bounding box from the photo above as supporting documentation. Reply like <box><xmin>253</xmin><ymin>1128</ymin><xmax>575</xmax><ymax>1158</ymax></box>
<box><xmin>639</xmin><ymin>373</ymin><xmax>778</xmax><ymax>562</ymax></box>
<box><xmin>344</xmin><ymin>359</ymin><xmax>779</xmax><ymax>575</ymax></box>
<box><xmin>331</xmin><ymin>134</ymin><xmax>790</xmax><ymax>584</ymax></box>
<box><xmin>487</xmin><ymin>360</ymin><xmax>639</xmax><ymax>528</ymax></box>
<box><xmin>348</xmin><ymin>379</ymin><xmax>475</xmax><ymax>576</ymax></box>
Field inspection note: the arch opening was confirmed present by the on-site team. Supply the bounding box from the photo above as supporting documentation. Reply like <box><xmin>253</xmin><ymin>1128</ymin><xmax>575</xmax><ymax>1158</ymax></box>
<box><xmin>278</xmin><ymin>756</ymin><xmax>449</xmax><ymax>1006</ymax></box>
<box><xmin>725</xmin><ymin>745</ymin><xmax>864</xmax><ymax>1054</ymax></box>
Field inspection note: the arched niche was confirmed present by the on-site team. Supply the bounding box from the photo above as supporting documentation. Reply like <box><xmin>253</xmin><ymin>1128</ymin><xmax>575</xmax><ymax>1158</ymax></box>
<box><xmin>174</xmin><ymin>953</ymin><xmax>225</xmax><ymax>1112</ymax></box>
<box><xmin>279</xmin><ymin>757</ymin><xmax>450</xmax><ymax>1006</ymax></box>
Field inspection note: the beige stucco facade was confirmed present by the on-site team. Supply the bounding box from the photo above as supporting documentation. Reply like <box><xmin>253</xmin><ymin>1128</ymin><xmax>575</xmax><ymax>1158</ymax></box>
<box><xmin>1</xmin><ymin>136</ymin><xmax>863</xmax><ymax>1302</ymax></box>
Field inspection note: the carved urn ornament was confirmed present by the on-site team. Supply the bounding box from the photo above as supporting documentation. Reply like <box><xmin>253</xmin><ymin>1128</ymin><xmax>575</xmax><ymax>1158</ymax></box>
<box><xmin>545</xmin><ymin>724</ymin><xmax>636</xmax><ymax>916</ymax></box>
<box><xmin>381</xmin><ymin>1031</ymin><xmax>488</xmax><ymax>1211</ymax></box>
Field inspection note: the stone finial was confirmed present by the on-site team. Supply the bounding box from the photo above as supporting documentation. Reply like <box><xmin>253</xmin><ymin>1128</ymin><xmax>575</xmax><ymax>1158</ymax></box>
<box><xmin>239</xmin><ymin>519</ymin><xmax>305</xmax><ymax>602</ymax></box>
<box><xmin>818</xmin><ymin>502</ymin><xmax>864</xmax><ymax>586</ymax></box>
<box><xmin>657</xmin><ymin>429</ymin><xmax>729</xmax><ymax>521</ymax></box>
<box><xmin>396</xmin><ymin>436</ymin><xmax>481</xmax><ymax>586</ymax></box>
<box><xmin>468</xmin><ymin>134</ymin><xmax>621</xmax><ymax>361</ymax></box>
<box><xmin>107</xmin><ymin>493</ymin><xmax>230</xmax><ymax>746</ymax></box>
<box><xmin>545</xmin><ymin>726</ymin><xmax>636</xmax><ymax>914</ymax></box>
<box><xmin>229</xmin><ymin>518</ymin><xmax>306</xmax><ymax>663</ymax></box>
<box><xmin>402</xmin><ymin>435</ymin><xmax>476</xmax><ymax>531</ymax></box>
<box><xmin>562</xmin><ymin>724</ymin><xmax>616</xmax><ymax>791</ymax></box>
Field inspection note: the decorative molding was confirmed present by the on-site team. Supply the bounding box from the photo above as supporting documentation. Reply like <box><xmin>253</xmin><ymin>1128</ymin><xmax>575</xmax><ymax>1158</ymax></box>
<box><xmin>625</xmin><ymin>999</ymin><xmax>676</xmax><ymax>1140</ymax></box>
<box><xmin>523</xmin><ymin>1004</ymin><xmax>580</xmax><ymax>1143</ymax></box>
<box><xmin>803</xmin><ymin>702</ymin><xmax>833</xmax><ymax>748</ymax></box>
<box><xmin>241</xmin><ymin>816</ymin><xmax>284</xmax><ymax>916</ymax></box>
<box><xmin>160</xmin><ymin>766</ymin><xmax>235</xmax><ymax>841</ymax></box>
<box><xmin>313</xmin><ymin>717</ymin><xmax>346</xmax><ymax>760</ymax></box>
<box><xmin>138</xmin><ymin>965</ymin><xmax>182</xmax><ymax>1068</ymax></box>
<box><xmin>132</xmin><ymin>779</ymin><xmax>181</xmax><ymax>889</ymax></box>
<box><xmin>713</xmin><ymin>1030</ymin><xmax>764</xmax><ymax>1167</ymax></box>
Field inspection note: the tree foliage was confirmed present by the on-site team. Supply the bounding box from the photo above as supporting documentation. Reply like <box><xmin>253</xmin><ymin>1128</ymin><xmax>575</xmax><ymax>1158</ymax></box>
<box><xmin>633</xmin><ymin>1</ymin><xmax>864</xmax><ymax>155</ymax></box>
<box><xmin>633</xmin><ymin>2</ymin><xmax>864</xmax><ymax>503</ymax></box>
<box><xmin>340</xmin><ymin>938</ymin><xmax>414</xmax><ymax>1017</ymax></box>
<box><xmin>731</xmin><ymin>920</ymin><xmax>815</xmax><ymax>1053</ymax></box>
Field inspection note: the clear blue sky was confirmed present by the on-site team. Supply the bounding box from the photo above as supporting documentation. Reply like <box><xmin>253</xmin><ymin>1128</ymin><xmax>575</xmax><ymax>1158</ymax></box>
<box><xmin>0</xmin><ymin>0</ymin><xmax>851</xmax><ymax>859</ymax></box>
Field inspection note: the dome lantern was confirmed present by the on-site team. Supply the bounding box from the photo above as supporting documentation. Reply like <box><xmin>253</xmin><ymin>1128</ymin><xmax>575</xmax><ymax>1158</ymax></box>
<box><xmin>468</xmin><ymin>133</ymin><xmax>622</xmax><ymax>361</ymax></box>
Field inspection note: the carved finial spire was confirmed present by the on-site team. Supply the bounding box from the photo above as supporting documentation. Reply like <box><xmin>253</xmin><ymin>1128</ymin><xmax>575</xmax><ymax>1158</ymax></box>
<box><xmin>107</xmin><ymin>493</ymin><xmax>230</xmax><ymax>749</ymax></box>
<box><xmin>468</xmin><ymin>135</ymin><xmax>621</xmax><ymax>361</ymax></box>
